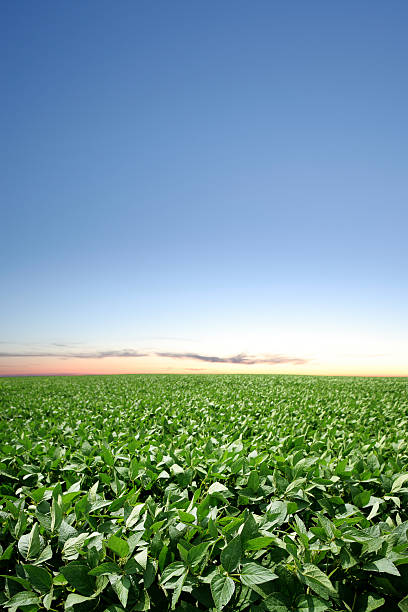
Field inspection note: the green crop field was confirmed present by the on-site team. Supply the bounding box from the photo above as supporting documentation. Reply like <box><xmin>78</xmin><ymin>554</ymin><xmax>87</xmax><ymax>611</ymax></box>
<box><xmin>1</xmin><ymin>374</ymin><xmax>408</xmax><ymax>612</ymax></box>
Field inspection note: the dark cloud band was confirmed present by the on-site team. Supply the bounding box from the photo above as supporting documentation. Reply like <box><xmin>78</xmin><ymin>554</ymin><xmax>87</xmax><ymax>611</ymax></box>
<box><xmin>155</xmin><ymin>352</ymin><xmax>309</xmax><ymax>365</ymax></box>
<box><xmin>0</xmin><ymin>348</ymin><xmax>308</xmax><ymax>365</ymax></box>
<box><xmin>0</xmin><ymin>349</ymin><xmax>147</xmax><ymax>360</ymax></box>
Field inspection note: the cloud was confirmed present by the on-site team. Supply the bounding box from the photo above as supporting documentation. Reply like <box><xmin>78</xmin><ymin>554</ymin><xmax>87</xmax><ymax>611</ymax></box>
<box><xmin>0</xmin><ymin>347</ymin><xmax>308</xmax><ymax>366</ymax></box>
<box><xmin>155</xmin><ymin>352</ymin><xmax>309</xmax><ymax>365</ymax></box>
<box><xmin>0</xmin><ymin>349</ymin><xmax>147</xmax><ymax>360</ymax></box>
<box><xmin>51</xmin><ymin>342</ymin><xmax>84</xmax><ymax>347</ymax></box>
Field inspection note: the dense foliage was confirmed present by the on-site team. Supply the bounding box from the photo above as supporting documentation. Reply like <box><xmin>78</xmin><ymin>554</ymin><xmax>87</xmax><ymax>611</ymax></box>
<box><xmin>1</xmin><ymin>374</ymin><xmax>408</xmax><ymax>612</ymax></box>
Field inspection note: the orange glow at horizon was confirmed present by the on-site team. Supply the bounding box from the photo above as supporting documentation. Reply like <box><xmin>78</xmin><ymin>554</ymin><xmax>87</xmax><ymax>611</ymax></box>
<box><xmin>1</xmin><ymin>354</ymin><xmax>407</xmax><ymax>378</ymax></box>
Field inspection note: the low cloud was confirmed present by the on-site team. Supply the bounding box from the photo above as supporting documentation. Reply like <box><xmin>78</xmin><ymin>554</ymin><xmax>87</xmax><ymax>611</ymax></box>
<box><xmin>0</xmin><ymin>347</ymin><xmax>309</xmax><ymax>366</ymax></box>
<box><xmin>0</xmin><ymin>349</ymin><xmax>147</xmax><ymax>360</ymax></box>
<box><xmin>156</xmin><ymin>352</ymin><xmax>309</xmax><ymax>365</ymax></box>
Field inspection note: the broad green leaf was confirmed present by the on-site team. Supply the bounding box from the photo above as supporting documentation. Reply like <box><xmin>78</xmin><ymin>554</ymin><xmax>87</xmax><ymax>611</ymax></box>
<box><xmin>18</xmin><ymin>523</ymin><xmax>41</xmax><ymax>560</ymax></box>
<box><xmin>125</xmin><ymin>504</ymin><xmax>144</xmax><ymax>529</ymax></box>
<box><xmin>4</xmin><ymin>591</ymin><xmax>40</xmax><ymax>608</ymax></box>
<box><xmin>110</xmin><ymin>575</ymin><xmax>131</xmax><ymax>608</ymax></box>
<box><xmin>101</xmin><ymin>445</ymin><xmax>115</xmax><ymax>467</ymax></box>
<box><xmin>245</xmin><ymin>536</ymin><xmax>275</xmax><ymax>551</ymax></box>
<box><xmin>178</xmin><ymin>510</ymin><xmax>195</xmax><ymax>523</ymax></box>
<box><xmin>248</xmin><ymin>470</ymin><xmax>260</xmax><ymax>491</ymax></box>
<box><xmin>208</xmin><ymin>482</ymin><xmax>229</xmax><ymax>495</ymax></box>
<box><xmin>357</xmin><ymin>593</ymin><xmax>385</xmax><ymax>612</ymax></box>
<box><xmin>240</xmin><ymin>562</ymin><xmax>278</xmax><ymax>587</ymax></box>
<box><xmin>14</xmin><ymin>510</ymin><xmax>28</xmax><ymax>538</ymax></box>
<box><xmin>0</xmin><ymin>574</ymin><xmax>30</xmax><ymax>589</ymax></box>
<box><xmin>171</xmin><ymin>569</ymin><xmax>188</xmax><ymax>609</ymax></box>
<box><xmin>300</xmin><ymin>564</ymin><xmax>337</xmax><ymax>600</ymax></box>
<box><xmin>221</xmin><ymin>535</ymin><xmax>241</xmax><ymax>573</ymax></box>
<box><xmin>61</xmin><ymin>563</ymin><xmax>95</xmax><ymax>595</ymax></box>
<box><xmin>107</xmin><ymin>534</ymin><xmax>130</xmax><ymax>558</ymax></box>
<box><xmin>211</xmin><ymin>574</ymin><xmax>235</xmax><ymax>610</ymax></box>
<box><xmin>51</xmin><ymin>495</ymin><xmax>63</xmax><ymax>532</ymax></box>
<box><xmin>65</xmin><ymin>593</ymin><xmax>95</xmax><ymax>609</ymax></box>
<box><xmin>240</xmin><ymin>513</ymin><xmax>259</xmax><ymax>544</ymax></box>
<box><xmin>32</xmin><ymin>543</ymin><xmax>53</xmax><ymax>565</ymax></box>
<box><xmin>362</xmin><ymin>558</ymin><xmax>400</xmax><ymax>576</ymax></box>
<box><xmin>144</xmin><ymin>560</ymin><xmax>157</xmax><ymax>589</ymax></box>
<box><xmin>391</xmin><ymin>474</ymin><xmax>408</xmax><ymax>493</ymax></box>
<box><xmin>264</xmin><ymin>592</ymin><xmax>291</xmax><ymax>611</ymax></box>
<box><xmin>160</xmin><ymin>561</ymin><xmax>186</xmax><ymax>585</ymax></box>
<box><xmin>134</xmin><ymin>548</ymin><xmax>148</xmax><ymax>570</ymax></box>
<box><xmin>187</xmin><ymin>541</ymin><xmax>211</xmax><ymax>568</ymax></box>
<box><xmin>62</xmin><ymin>533</ymin><xmax>89</xmax><ymax>560</ymax></box>
<box><xmin>0</xmin><ymin>543</ymin><xmax>14</xmax><ymax>560</ymax></box>
<box><xmin>297</xmin><ymin>594</ymin><xmax>329</xmax><ymax>612</ymax></box>
<box><xmin>24</xmin><ymin>564</ymin><xmax>53</xmax><ymax>593</ymax></box>
<box><xmin>89</xmin><ymin>561</ymin><xmax>122</xmax><ymax>576</ymax></box>
<box><xmin>43</xmin><ymin>588</ymin><xmax>54</xmax><ymax>610</ymax></box>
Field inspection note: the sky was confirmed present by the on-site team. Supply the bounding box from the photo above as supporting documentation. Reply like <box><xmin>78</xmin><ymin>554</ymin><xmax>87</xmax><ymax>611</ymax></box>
<box><xmin>1</xmin><ymin>1</ymin><xmax>407</xmax><ymax>377</ymax></box>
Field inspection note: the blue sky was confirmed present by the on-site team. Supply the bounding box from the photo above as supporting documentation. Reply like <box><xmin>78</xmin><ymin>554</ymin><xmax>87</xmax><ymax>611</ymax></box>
<box><xmin>1</xmin><ymin>1</ymin><xmax>407</xmax><ymax>376</ymax></box>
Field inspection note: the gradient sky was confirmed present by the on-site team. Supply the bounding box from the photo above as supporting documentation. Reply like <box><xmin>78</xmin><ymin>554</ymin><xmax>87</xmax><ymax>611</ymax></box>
<box><xmin>1</xmin><ymin>1</ymin><xmax>407</xmax><ymax>377</ymax></box>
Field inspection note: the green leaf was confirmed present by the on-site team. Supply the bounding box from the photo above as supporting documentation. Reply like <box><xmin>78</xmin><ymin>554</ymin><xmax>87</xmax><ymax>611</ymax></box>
<box><xmin>65</xmin><ymin>593</ymin><xmax>95</xmax><ymax>609</ymax></box>
<box><xmin>399</xmin><ymin>596</ymin><xmax>408</xmax><ymax>612</ymax></box>
<box><xmin>144</xmin><ymin>560</ymin><xmax>157</xmax><ymax>589</ymax></box>
<box><xmin>245</xmin><ymin>536</ymin><xmax>275</xmax><ymax>550</ymax></box>
<box><xmin>362</xmin><ymin>558</ymin><xmax>400</xmax><ymax>576</ymax></box>
<box><xmin>18</xmin><ymin>523</ymin><xmax>41</xmax><ymax>560</ymax></box>
<box><xmin>240</xmin><ymin>513</ymin><xmax>259</xmax><ymax>545</ymax></box>
<box><xmin>0</xmin><ymin>574</ymin><xmax>31</xmax><ymax>589</ymax></box>
<box><xmin>125</xmin><ymin>503</ymin><xmax>144</xmax><ymax>529</ymax></box>
<box><xmin>178</xmin><ymin>510</ymin><xmax>195</xmax><ymax>523</ymax></box>
<box><xmin>187</xmin><ymin>541</ymin><xmax>211</xmax><ymax>568</ymax></box>
<box><xmin>4</xmin><ymin>591</ymin><xmax>41</xmax><ymax>608</ymax></box>
<box><xmin>160</xmin><ymin>561</ymin><xmax>186</xmax><ymax>585</ymax></box>
<box><xmin>43</xmin><ymin>588</ymin><xmax>54</xmax><ymax>610</ymax></box>
<box><xmin>107</xmin><ymin>534</ymin><xmax>130</xmax><ymax>558</ymax></box>
<box><xmin>248</xmin><ymin>470</ymin><xmax>260</xmax><ymax>491</ymax></box>
<box><xmin>14</xmin><ymin>510</ymin><xmax>28</xmax><ymax>538</ymax></box>
<box><xmin>51</xmin><ymin>495</ymin><xmax>63</xmax><ymax>532</ymax></box>
<box><xmin>220</xmin><ymin>535</ymin><xmax>241</xmax><ymax>573</ymax></box>
<box><xmin>89</xmin><ymin>561</ymin><xmax>122</xmax><ymax>575</ymax></box>
<box><xmin>62</xmin><ymin>533</ymin><xmax>89</xmax><ymax>560</ymax></box>
<box><xmin>134</xmin><ymin>548</ymin><xmax>148</xmax><ymax>570</ymax></box>
<box><xmin>300</xmin><ymin>564</ymin><xmax>337</xmax><ymax>600</ymax></box>
<box><xmin>297</xmin><ymin>594</ymin><xmax>329</xmax><ymax>612</ymax></box>
<box><xmin>208</xmin><ymin>482</ymin><xmax>229</xmax><ymax>495</ymax></box>
<box><xmin>171</xmin><ymin>569</ymin><xmax>188</xmax><ymax>610</ymax></box>
<box><xmin>24</xmin><ymin>564</ymin><xmax>53</xmax><ymax>593</ymax></box>
<box><xmin>240</xmin><ymin>562</ymin><xmax>278</xmax><ymax>587</ymax></box>
<box><xmin>101</xmin><ymin>445</ymin><xmax>115</xmax><ymax>466</ymax></box>
<box><xmin>61</xmin><ymin>563</ymin><xmax>95</xmax><ymax>595</ymax></box>
<box><xmin>264</xmin><ymin>593</ymin><xmax>291</xmax><ymax>612</ymax></box>
<box><xmin>211</xmin><ymin>574</ymin><xmax>235</xmax><ymax>610</ymax></box>
<box><xmin>109</xmin><ymin>575</ymin><xmax>131</xmax><ymax>608</ymax></box>
<box><xmin>391</xmin><ymin>474</ymin><xmax>408</xmax><ymax>493</ymax></box>
<box><xmin>356</xmin><ymin>593</ymin><xmax>385</xmax><ymax>612</ymax></box>
<box><xmin>31</xmin><ymin>543</ymin><xmax>52</xmax><ymax>567</ymax></box>
<box><xmin>0</xmin><ymin>543</ymin><xmax>14</xmax><ymax>560</ymax></box>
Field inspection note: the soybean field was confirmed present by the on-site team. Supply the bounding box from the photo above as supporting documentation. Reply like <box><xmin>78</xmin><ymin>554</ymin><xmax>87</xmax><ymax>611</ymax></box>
<box><xmin>0</xmin><ymin>374</ymin><xmax>408</xmax><ymax>612</ymax></box>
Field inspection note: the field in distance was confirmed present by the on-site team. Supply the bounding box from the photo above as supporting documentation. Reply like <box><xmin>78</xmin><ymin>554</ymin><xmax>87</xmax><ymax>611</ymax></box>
<box><xmin>0</xmin><ymin>374</ymin><xmax>408</xmax><ymax>611</ymax></box>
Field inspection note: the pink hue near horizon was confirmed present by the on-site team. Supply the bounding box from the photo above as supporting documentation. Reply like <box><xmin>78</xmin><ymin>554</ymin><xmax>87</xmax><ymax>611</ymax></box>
<box><xmin>1</xmin><ymin>355</ymin><xmax>407</xmax><ymax>378</ymax></box>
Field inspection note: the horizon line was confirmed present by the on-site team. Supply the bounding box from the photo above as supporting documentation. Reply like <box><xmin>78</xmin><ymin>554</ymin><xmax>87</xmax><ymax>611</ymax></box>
<box><xmin>1</xmin><ymin>372</ymin><xmax>407</xmax><ymax>380</ymax></box>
